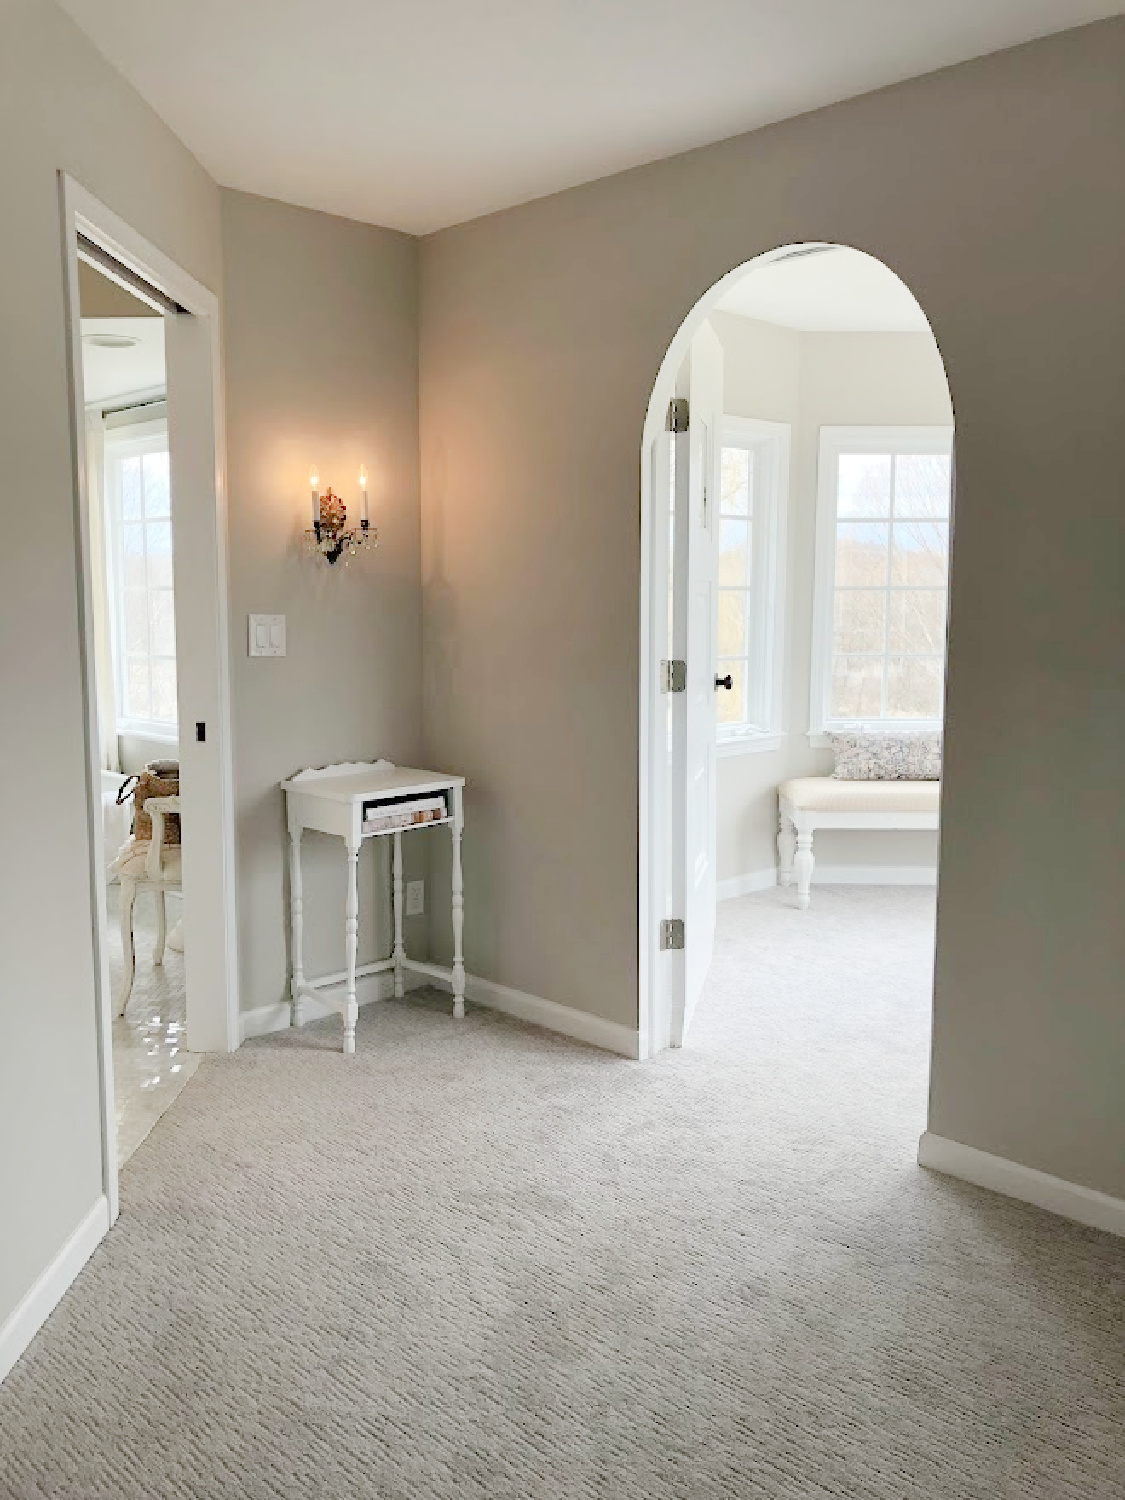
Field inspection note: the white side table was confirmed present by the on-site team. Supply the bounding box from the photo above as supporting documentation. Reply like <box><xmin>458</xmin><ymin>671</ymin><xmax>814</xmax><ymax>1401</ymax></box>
<box><xmin>281</xmin><ymin>764</ymin><xmax>466</xmax><ymax>1053</ymax></box>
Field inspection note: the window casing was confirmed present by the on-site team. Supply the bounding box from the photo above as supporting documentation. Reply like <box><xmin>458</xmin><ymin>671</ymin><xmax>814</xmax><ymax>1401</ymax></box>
<box><xmin>810</xmin><ymin>425</ymin><xmax>953</xmax><ymax>739</ymax></box>
<box><xmin>104</xmin><ymin>421</ymin><xmax>178</xmax><ymax>737</ymax></box>
<box><xmin>716</xmin><ymin>417</ymin><xmax>789</xmax><ymax>754</ymax></box>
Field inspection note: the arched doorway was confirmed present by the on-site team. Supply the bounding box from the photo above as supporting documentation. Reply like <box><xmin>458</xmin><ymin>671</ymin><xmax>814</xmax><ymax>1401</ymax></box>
<box><xmin>639</xmin><ymin>244</ymin><xmax>955</xmax><ymax>1077</ymax></box>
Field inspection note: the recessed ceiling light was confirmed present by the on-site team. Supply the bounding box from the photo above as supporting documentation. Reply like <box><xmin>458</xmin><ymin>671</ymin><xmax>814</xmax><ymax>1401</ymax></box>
<box><xmin>83</xmin><ymin>333</ymin><xmax>140</xmax><ymax>349</ymax></box>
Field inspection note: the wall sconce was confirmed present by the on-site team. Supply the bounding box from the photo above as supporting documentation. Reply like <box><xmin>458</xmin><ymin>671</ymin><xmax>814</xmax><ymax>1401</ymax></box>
<box><xmin>305</xmin><ymin>466</ymin><xmax>378</xmax><ymax>565</ymax></box>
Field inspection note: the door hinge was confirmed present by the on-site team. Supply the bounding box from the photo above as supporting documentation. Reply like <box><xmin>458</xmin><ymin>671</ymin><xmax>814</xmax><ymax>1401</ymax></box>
<box><xmin>667</xmin><ymin>398</ymin><xmax>689</xmax><ymax>434</ymax></box>
<box><xmin>661</xmin><ymin>658</ymin><xmax>686</xmax><ymax>693</ymax></box>
<box><xmin>660</xmin><ymin>918</ymin><xmax>685</xmax><ymax>951</ymax></box>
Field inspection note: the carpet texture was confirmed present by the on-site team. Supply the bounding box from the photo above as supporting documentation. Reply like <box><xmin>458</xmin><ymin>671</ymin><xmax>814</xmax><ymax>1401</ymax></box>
<box><xmin>2</xmin><ymin>888</ymin><xmax>1123</xmax><ymax>1498</ymax></box>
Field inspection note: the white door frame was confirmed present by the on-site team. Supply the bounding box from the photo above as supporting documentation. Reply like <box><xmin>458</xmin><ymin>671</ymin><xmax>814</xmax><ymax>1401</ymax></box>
<box><xmin>639</xmin><ymin>246</ymin><xmax>810</xmax><ymax>1059</ymax></box>
<box><xmin>59</xmin><ymin>175</ymin><xmax>240</xmax><ymax>1224</ymax></box>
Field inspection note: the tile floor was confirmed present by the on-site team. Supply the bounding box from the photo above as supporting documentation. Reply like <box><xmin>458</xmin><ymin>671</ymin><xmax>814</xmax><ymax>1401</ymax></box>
<box><xmin>105</xmin><ymin>881</ymin><xmax>200</xmax><ymax>1166</ymax></box>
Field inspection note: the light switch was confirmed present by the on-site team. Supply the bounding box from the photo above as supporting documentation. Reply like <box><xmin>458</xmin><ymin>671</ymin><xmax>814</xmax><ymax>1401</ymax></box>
<box><xmin>249</xmin><ymin>614</ymin><xmax>286</xmax><ymax>657</ymax></box>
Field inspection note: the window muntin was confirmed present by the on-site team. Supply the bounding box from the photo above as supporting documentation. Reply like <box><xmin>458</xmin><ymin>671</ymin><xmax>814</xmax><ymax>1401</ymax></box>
<box><xmin>105</xmin><ymin>424</ymin><xmax>178</xmax><ymax>734</ymax></box>
<box><xmin>813</xmin><ymin>428</ymin><xmax>952</xmax><ymax>733</ymax></box>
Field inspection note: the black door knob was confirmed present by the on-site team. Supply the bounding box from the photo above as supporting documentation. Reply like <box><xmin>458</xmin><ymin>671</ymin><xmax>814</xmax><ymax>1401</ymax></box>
<box><xmin>715</xmin><ymin>673</ymin><xmax>733</xmax><ymax>691</ymax></box>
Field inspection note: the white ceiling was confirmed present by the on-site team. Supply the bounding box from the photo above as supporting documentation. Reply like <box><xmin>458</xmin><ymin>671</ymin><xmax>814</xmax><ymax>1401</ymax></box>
<box><xmin>717</xmin><ymin>246</ymin><xmax>930</xmax><ymax>333</ymax></box>
<box><xmin>81</xmin><ymin>319</ymin><xmax>166</xmax><ymax>405</ymax></box>
<box><xmin>58</xmin><ymin>1</ymin><xmax>1119</xmax><ymax>235</ymax></box>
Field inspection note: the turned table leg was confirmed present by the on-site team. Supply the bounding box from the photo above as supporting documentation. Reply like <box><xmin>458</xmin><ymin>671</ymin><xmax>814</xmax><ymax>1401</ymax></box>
<box><xmin>289</xmin><ymin>826</ymin><xmax>305</xmax><ymax>1027</ymax></box>
<box><xmin>343</xmin><ymin>840</ymin><xmax>360</xmax><ymax>1054</ymax></box>
<box><xmin>451</xmin><ymin>787</ymin><xmax>465</xmax><ymax>1019</ymax></box>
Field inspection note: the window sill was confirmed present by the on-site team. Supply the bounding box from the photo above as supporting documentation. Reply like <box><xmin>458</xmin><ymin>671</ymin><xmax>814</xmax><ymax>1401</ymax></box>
<box><xmin>718</xmin><ymin>731</ymin><xmax>787</xmax><ymax>758</ymax></box>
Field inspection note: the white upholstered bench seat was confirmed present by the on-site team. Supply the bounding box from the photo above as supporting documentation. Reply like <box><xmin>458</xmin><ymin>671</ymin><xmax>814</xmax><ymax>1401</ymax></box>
<box><xmin>779</xmin><ymin>777</ymin><xmax>940</xmax><ymax>815</ymax></box>
<box><xmin>777</xmin><ymin>776</ymin><xmax>940</xmax><ymax>908</ymax></box>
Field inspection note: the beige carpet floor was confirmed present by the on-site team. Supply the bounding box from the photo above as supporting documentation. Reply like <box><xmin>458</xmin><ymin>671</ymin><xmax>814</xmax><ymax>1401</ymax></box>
<box><xmin>1</xmin><ymin>887</ymin><xmax>1122</xmax><ymax>1497</ymax></box>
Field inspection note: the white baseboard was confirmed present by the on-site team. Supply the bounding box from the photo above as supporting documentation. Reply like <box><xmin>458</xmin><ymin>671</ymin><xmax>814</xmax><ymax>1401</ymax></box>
<box><xmin>242</xmin><ymin>967</ymin><xmax>639</xmax><ymax>1059</ymax></box>
<box><xmin>918</xmin><ymin>1132</ymin><xmax>1125</xmax><ymax>1238</ymax></box>
<box><xmin>719</xmin><ymin>865</ymin><xmax>937</xmax><ymax>899</ymax></box>
<box><xmin>718</xmin><ymin>868</ymin><xmax>778</xmax><ymax>900</ymax></box>
<box><xmin>240</xmin><ymin>968</ymin><xmax>401</xmax><ymax>1042</ymax></box>
<box><xmin>463</xmin><ymin>973</ymin><xmax>640</xmax><ymax>1059</ymax></box>
<box><xmin>0</xmin><ymin>1196</ymin><xmax>109</xmax><ymax>1384</ymax></box>
<box><xmin>814</xmin><ymin>864</ymin><xmax>937</xmax><ymax>886</ymax></box>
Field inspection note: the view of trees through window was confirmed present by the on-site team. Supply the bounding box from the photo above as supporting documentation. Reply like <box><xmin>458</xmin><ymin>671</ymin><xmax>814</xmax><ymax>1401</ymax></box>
<box><xmin>829</xmin><ymin>450</ymin><xmax>950</xmax><ymax>721</ymax></box>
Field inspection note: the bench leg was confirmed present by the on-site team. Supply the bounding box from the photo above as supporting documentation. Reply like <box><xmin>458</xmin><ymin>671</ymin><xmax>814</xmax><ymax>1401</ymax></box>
<box><xmin>794</xmin><ymin>828</ymin><xmax>815</xmax><ymax>911</ymax></box>
<box><xmin>777</xmin><ymin>814</ymin><xmax>796</xmax><ymax>887</ymax></box>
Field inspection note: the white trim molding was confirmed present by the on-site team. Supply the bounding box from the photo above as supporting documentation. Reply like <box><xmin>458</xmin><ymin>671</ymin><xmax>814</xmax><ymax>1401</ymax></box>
<box><xmin>918</xmin><ymin>1133</ymin><xmax>1125</xmax><ymax>1238</ymax></box>
<box><xmin>0</xmin><ymin>1197</ymin><xmax>109</xmax><ymax>1384</ymax></box>
<box><xmin>813</xmin><ymin>863</ymin><xmax>937</xmax><ymax>885</ymax></box>
<box><xmin>240</xmin><ymin>970</ymin><xmax>402</xmax><ymax>1042</ymax></box>
<box><xmin>464</xmin><ymin>974</ymin><xmax>640</xmax><ymax>1058</ymax></box>
<box><xmin>243</xmin><ymin>971</ymin><xmax>641</xmax><ymax>1060</ymax></box>
<box><xmin>717</xmin><ymin>730</ymin><xmax>787</xmax><ymax>758</ymax></box>
<box><xmin>718</xmin><ymin>864</ymin><xmax>936</xmax><ymax>899</ymax></box>
<box><xmin>717</xmin><ymin>868</ymin><xmax>779</xmax><ymax>900</ymax></box>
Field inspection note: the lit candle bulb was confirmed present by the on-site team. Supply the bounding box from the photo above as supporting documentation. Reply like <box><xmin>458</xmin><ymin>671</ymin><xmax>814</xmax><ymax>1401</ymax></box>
<box><xmin>359</xmin><ymin>464</ymin><xmax>368</xmax><ymax>524</ymax></box>
<box><xmin>309</xmin><ymin>468</ymin><xmax>319</xmax><ymax>527</ymax></box>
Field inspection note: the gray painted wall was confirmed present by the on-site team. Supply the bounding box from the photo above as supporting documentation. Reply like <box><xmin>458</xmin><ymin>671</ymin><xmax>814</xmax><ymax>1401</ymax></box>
<box><xmin>419</xmin><ymin>20</ymin><xmax>1125</xmax><ymax>1196</ymax></box>
<box><xmin>220</xmin><ymin>190</ymin><xmax>425</xmax><ymax>1021</ymax></box>
<box><xmin>0</xmin><ymin>0</ymin><xmax>222</xmax><ymax>1333</ymax></box>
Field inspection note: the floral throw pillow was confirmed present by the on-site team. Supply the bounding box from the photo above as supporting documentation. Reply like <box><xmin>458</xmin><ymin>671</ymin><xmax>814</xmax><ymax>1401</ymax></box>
<box><xmin>829</xmin><ymin>731</ymin><xmax>942</xmax><ymax>781</ymax></box>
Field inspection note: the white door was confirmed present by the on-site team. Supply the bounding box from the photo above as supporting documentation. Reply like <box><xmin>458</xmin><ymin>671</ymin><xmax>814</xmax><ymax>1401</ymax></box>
<box><xmin>668</xmin><ymin>323</ymin><xmax>723</xmax><ymax>1046</ymax></box>
<box><xmin>165</xmin><ymin>311</ymin><xmax>240</xmax><ymax>1053</ymax></box>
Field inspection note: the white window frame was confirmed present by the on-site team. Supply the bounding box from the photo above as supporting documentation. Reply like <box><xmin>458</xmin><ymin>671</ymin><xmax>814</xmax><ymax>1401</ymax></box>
<box><xmin>103</xmin><ymin>417</ymin><xmax>179</xmax><ymax>741</ymax></box>
<box><xmin>716</xmin><ymin>416</ymin><xmax>790</xmax><ymax>756</ymax></box>
<box><xmin>809</xmin><ymin>423</ymin><xmax>954</xmax><ymax>744</ymax></box>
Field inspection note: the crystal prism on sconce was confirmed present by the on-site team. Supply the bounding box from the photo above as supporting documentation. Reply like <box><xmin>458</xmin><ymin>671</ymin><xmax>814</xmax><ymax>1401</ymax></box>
<box><xmin>305</xmin><ymin>466</ymin><xmax>378</xmax><ymax>565</ymax></box>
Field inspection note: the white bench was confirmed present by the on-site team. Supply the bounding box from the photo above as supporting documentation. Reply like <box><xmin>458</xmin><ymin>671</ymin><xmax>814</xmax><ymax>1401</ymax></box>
<box><xmin>778</xmin><ymin>776</ymin><xmax>940</xmax><ymax>909</ymax></box>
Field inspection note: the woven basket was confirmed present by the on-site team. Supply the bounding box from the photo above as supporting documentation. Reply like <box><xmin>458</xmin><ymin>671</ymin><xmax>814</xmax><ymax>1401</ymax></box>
<box><xmin>117</xmin><ymin>761</ymin><xmax>180</xmax><ymax>845</ymax></box>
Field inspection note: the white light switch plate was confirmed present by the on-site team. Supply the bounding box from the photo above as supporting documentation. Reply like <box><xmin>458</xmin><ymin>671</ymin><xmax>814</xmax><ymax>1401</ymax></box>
<box><xmin>249</xmin><ymin>614</ymin><xmax>286</xmax><ymax>657</ymax></box>
<box><xmin>406</xmin><ymin>880</ymin><xmax>425</xmax><ymax>917</ymax></box>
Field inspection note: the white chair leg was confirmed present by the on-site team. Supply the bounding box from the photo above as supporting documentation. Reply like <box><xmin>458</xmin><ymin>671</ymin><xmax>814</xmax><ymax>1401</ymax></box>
<box><xmin>793</xmin><ymin>829</ymin><xmax>815</xmax><ymax>911</ymax></box>
<box><xmin>777</xmin><ymin>814</ymin><xmax>796</xmax><ymax>887</ymax></box>
<box><xmin>153</xmin><ymin>889</ymin><xmax>167</xmax><ymax>966</ymax></box>
<box><xmin>119</xmin><ymin>878</ymin><xmax>137</xmax><ymax>1014</ymax></box>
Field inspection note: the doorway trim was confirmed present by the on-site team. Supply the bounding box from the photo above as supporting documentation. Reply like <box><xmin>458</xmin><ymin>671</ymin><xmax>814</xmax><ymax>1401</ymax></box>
<box><xmin>59</xmin><ymin>175</ymin><xmax>240</xmax><ymax>1225</ymax></box>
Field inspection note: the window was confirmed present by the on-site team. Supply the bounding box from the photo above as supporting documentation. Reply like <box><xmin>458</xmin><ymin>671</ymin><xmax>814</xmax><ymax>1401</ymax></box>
<box><xmin>810</xmin><ymin>426</ymin><xmax>953</xmax><ymax>737</ymax></box>
<box><xmin>104</xmin><ymin>422</ymin><xmax>178</xmax><ymax>735</ymax></box>
<box><xmin>717</xmin><ymin>417</ymin><xmax>789</xmax><ymax>752</ymax></box>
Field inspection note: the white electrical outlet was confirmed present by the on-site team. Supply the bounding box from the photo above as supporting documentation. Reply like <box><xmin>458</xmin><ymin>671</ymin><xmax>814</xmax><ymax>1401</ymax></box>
<box><xmin>405</xmin><ymin>880</ymin><xmax>425</xmax><ymax>917</ymax></box>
